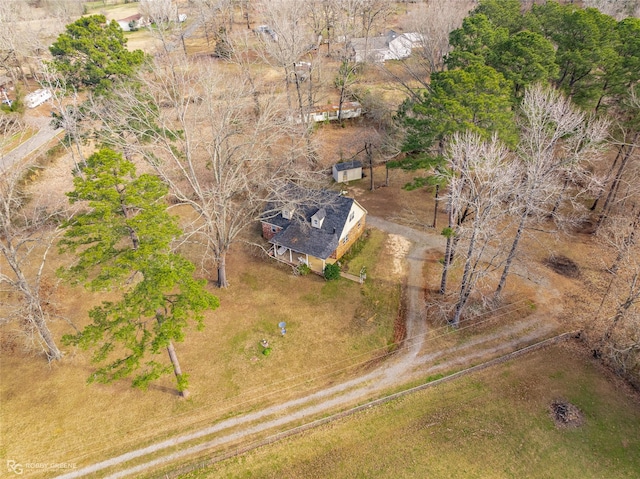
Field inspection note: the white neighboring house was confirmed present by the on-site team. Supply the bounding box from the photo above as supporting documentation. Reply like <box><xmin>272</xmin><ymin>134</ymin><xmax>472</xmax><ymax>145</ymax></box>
<box><xmin>117</xmin><ymin>13</ymin><xmax>149</xmax><ymax>32</ymax></box>
<box><xmin>349</xmin><ymin>30</ymin><xmax>423</xmax><ymax>63</ymax></box>
<box><xmin>25</xmin><ymin>89</ymin><xmax>52</xmax><ymax>109</ymax></box>
<box><xmin>290</xmin><ymin>101</ymin><xmax>362</xmax><ymax>125</ymax></box>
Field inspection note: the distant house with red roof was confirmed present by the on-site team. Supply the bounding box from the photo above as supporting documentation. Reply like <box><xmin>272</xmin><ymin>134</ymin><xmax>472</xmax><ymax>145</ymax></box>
<box><xmin>117</xmin><ymin>14</ymin><xmax>149</xmax><ymax>32</ymax></box>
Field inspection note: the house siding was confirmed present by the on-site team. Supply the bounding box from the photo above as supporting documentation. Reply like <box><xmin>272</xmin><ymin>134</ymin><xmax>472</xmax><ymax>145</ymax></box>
<box><xmin>338</xmin><ymin>203</ymin><xmax>366</xmax><ymax>242</ymax></box>
<box><xmin>261</xmin><ymin>222</ymin><xmax>282</xmax><ymax>240</ymax></box>
<box><xmin>291</xmin><ymin>102</ymin><xmax>362</xmax><ymax>124</ymax></box>
<box><xmin>305</xmin><ymin>254</ymin><xmax>325</xmax><ymax>272</ymax></box>
<box><xmin>331</xmin><ymin>215</ymin><xmax>366</xmax><ymax>260</ymax></box>
<box><xmin>351</xmin><ymin>32</ymin><xmax>421</xmax><ymax>63</ymax></box>
<box><xmin>333</xmin><ymin>166</ymin><xmax>363</xmax><ymax>183</ymax></box>
<box><xmin>387</xmin><ymin>37</ymin><xmax>412</xmax><ymax>60</ymax></box>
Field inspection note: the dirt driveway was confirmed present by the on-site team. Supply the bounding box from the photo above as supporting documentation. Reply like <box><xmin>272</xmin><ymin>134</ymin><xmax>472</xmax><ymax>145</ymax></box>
<box><xmin>54</xmin><ymin>215</ymin><xmax>564</xmax><ymax>479</ymax></box>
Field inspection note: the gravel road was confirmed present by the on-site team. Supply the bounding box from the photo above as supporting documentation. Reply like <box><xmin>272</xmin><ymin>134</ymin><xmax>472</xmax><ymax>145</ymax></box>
<box><xmin>0</xmin><ymin>117</ymin><xmax>63</xmax><ymax>172</ymax></box>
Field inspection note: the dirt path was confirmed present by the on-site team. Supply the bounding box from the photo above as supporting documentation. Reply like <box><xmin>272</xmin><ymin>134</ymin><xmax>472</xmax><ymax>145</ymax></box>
<box><xmin>54</xmin><ymin>218</ymin><xmax>559</xmax><ymax>479</ymax></box>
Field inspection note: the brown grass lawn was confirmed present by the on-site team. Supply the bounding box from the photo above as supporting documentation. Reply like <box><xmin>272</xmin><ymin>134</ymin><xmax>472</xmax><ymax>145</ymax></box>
<box><xmin>0</xmin><ymin>101</ymin><xmax>612</xmax><ymax>479</ymax></box>
<box><xmin>86</xmin><ymin>2</ymin><xmax>140</xmax><ymax>20</ymax></box>
<box><xmin>184</xmin><ymin>344</ymin><xmax>640</xmax><ymax>479</ymax></box>
<box><xmin>2</xmin><ymin>3</ymin><xmax>629</xmax><ymax>475</ymax></box>
<box><xmin>0</xmin><ymin>219</ymin><xmax>402</xmax><ymax>475</ymax></box>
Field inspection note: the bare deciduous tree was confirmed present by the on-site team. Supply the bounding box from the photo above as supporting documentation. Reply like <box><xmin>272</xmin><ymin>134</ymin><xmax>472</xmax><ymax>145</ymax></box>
<box><xmin>595</xmin><ymin>86</ymin><xmax>640</xmax><ymax>231</ymax></box>
<box><xmin>305</xmin><ymin>0</ymin><xmax>335</xmax><ymax>54</ymax></box>
<box><xmin>255</xmin><ymin>0</ymin><xmax>315</xmax><ymax>117</ymax></box>
<box><xmin>495</xmin><ymin>84</ymin><xmax>609</xmax><ymax>297</ymax></box>
<box><xmin>0</xmin><ymin>1</ymin><xmax>68</xmax><ymax>84</ymax></box>
<box><xmin>583</xmin><ymin>0</ymin><xmax>640</xmax><ymax>20</ymax></box>
<box><xmin>356</xmin><ymin>0</ymin><xmax>393</xmax><ymax>45</ymax></box>
<box><xmin>43</xmin><ymin>0</ymin><xmax>84</xmax><ymax>22</ymax></box>
<box><xmin>442</xmin><ymin>132</ymin><xmax>515</xmax><ymax>327</ymax></box>
<box><xmin>591</xmin><ymin>209</ymin><xmax>640</xmax><ymax>384</ymax></box>
<box><xmin>140</xmin><ymin>0</ymin><xmax>177</xmax><ymax>24</ymax></box>
<box><xmin>39</xmin><ymin>65</ymin><xmax>88</xmax><ymax>168</ymax></box>
<box><xmin>0</xmin><ymin>159</ymin><xmax>67</xmax><ymax>361</ymax></box>
<box><xmin>388</xmin><ymin>0</ymin><xmax>472</xmax><ymax>98</ymax></box>
<box><xmin>93</xmin><ymin>53</ymin><xmax>321</xmax><ymax>288</ymax></box>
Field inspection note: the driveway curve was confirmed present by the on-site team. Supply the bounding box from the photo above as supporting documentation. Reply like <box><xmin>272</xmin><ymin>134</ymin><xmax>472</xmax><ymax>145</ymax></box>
<box><xmin>54</xmin><ymin>217</ymin><xmax>554</xmax><ymax>479</ymax></box>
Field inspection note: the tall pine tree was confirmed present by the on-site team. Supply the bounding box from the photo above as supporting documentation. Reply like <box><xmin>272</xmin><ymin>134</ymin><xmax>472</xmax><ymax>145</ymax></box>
<box><xmin>60</xmin><ymin>148</ymin><xmax>218</xmax><ymax>397</ymax></box>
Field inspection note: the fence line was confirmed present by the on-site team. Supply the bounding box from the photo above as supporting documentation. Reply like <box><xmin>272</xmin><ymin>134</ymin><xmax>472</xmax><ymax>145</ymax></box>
<box><xmin>156</xmin><ymin>331</ymin><xmax>579</xmax><ymax>479</ymax></box>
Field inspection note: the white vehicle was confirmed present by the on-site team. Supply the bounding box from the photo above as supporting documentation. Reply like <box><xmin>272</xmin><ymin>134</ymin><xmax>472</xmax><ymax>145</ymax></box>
<box><xmin>25</xmin><ymin>89</ymin><xmax>52</xmax><ymax>109</ymax></box>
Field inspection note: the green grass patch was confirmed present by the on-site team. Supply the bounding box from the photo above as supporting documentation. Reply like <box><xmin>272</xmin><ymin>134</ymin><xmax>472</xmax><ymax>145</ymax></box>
<box><xmin>340</xmin><ymin>228</ymin><xmax>383</xmax><ymax>275</ymax></box>
<box><xmin>185</xmin><ymin>345</ymin><xmax>640</xmax><ymax>478</ymax></box>
<box><xmin>301</xmin><ymin>277</ymin><xmax>354</xmax><ymax>305</ymax></box>
<box><xmin>340</xmin><ymin>229</ymin><xmax>401</xmax><ymax>351</ymax></box>
<box><xmin>350</xmin><ymin>278</ymin><xmax>401</xmax><ymax>352</ymax></box>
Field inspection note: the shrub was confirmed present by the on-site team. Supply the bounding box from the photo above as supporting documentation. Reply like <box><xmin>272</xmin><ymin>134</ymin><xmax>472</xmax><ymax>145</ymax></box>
<box><xmin>323</xmin><ymin>262</ymin><xmax>341</xmax><ymax>281</ymax></box>
<box><xmin>296</xmin><ymin>263</ymin><xmax>311</xmax><ymax>276</ymax></box>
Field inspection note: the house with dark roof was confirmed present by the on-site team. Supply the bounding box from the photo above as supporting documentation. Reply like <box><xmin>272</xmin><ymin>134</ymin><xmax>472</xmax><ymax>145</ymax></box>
<box><xmin>333</xmin><ymin>160</ymin><xmax>363</xmax><ymax>183</ymax></box>
<box><xmin>349</xmin><ymin>30</ymin><xmax>423</xmax><ymax>63</ymax></box>
<box><xmin>261</xmin><ymin>189</ymin><xmax>367</xmax><ymax>272</ymax></box>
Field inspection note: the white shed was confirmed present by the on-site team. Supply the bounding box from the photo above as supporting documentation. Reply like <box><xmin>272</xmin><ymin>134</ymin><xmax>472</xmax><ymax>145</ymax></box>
<box><xmin>333</xmin><ymin>160</ymin><xmax>363</xmax><ymax>183</ymax></box>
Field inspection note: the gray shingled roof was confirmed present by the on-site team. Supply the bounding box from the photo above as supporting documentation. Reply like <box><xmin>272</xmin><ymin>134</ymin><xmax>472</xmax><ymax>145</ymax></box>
<box><xmin>334</xmin><ymin>160</ymin><xmax>362</xmax><ymax>172</ymax></box>
<box><xmin>350</xmin><ymin>31</ymin><xmax>397</xmax><ymax>52</ymax></box>
<box><xmin>263</xmin><ymin>189</ymin><xmax>355</xmax><ymax>260</ymax></box>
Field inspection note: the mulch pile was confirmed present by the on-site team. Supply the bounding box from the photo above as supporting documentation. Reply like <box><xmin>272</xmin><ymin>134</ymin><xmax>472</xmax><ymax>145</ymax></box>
<box><xmin>550</xmin><ymin>400</ymin><xmax>585</xmax><ymax>428</ymax></box>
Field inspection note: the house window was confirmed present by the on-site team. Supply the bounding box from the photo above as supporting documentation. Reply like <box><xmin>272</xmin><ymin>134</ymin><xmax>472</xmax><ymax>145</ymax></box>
<box><xmin>349</xmin><ymin>211</ymin><xmax>355</xmax><ymax>222</ymax></box>
<box><xmin>343</xmin><ymin>171</ymin><xmax>347</xmax><ymax>181</ymax></box>
<box><xmin>343</xmin><ymin>234</ymin><xmax>349</xmax><ymax>245</ymax></box>
<box><xmin>271</xmin><ymin>226</ymin><xmax>278</xmax><ymax>233</ymax></box>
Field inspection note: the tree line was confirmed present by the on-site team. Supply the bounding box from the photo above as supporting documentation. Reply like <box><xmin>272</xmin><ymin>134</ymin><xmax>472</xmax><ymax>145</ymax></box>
<box><xmin>393</xmin><ymin>0</ymin><xmax>639</xmax><ymax>383</ymax></box>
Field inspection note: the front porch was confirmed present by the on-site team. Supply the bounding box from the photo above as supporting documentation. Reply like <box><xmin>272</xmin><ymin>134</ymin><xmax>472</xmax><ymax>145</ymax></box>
<box><xmin>269</xmin><ymin>244</ymin><xmax>330</xmax><ymax>273</ymax></box>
